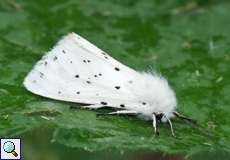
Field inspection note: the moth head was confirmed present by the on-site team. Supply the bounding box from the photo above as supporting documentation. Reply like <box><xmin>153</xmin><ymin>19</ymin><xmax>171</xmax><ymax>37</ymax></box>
<box><xmin>153</xmin><ymin>112</ymin><xmax>164</xmax><ymax>122</ymax></box>
<box><xmin>152</xmin><ymin>83</ymin><xmax>177</xmax><ymax>121</ymax></box>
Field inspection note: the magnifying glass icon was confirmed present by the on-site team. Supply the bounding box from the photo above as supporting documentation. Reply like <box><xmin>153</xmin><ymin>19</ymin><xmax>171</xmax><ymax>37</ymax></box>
<box><xmin>3</xmin><ymin>141</ymin><xmax>18</xmax><ymax>157</ymax></box>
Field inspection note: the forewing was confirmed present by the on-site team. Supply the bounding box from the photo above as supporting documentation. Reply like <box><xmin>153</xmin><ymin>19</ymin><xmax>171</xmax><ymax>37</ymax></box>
<box><xmin>24</xmin><ymin>33</ymin><xmax>141</xmax><ymax>108</ymax></box>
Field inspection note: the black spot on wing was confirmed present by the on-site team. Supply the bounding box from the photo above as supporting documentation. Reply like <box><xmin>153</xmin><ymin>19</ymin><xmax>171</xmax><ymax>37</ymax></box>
<box><xmin>76</xmin><ymin>91</ymin><xmax>80</xmax><ymax>94</ymax></box>
<box><xmin>75</xmin><ymin>75</ymin><xmax>79</xmax><ymax>78</ymax></box>
<box><xmin>94</xmin><ymin>75</ymin><xmax>98</xmax><ymax>77</ymax></box>
<box><xmin>39</xmin><ymin>72</ymin><xmax>44</xmax><ymax>78</ymax></box>
<box><xmin>115</xmin><ymin>86</ymin><xmax>120</xmax><ymax>90</ymax></box>
<box><xmin>83</xmin><ymin>59</ymin><xmax>91</xmax><ymax>63</ymax></box>
<box><xmin>142</xmin><ymin>102</ymin><xmax>146</xmax><ymax>105</ymax></box>
<box><xmin>86</xmin><ymin>81</ymin><xmax>91</xmax><ymax>84</ymax></box>
<box><xmin>128</xmin><ymin>80</ymin><xmax>133</xmax><ymax>84</ymax></box>
<box><xmin>53</xmin><ymin>56</ymin><xmax>58</xmax><ymax>61</ymax></box>
<box><xmin>101</xmin><ymin>101</ymin><xmax>107</xmax><ymax>105</ymax></box>
<box><xmin>115</xmin><ymin>67</ymin><xmax>120</xmax><ymax>71</ymax></box>
<box><xmin>120</xmin><ymin>104</ymin><xmax>125</xmax><ymax>108</ymax></box>
<box><xmin>98</xmin><ymin>73</ymin><xmax>102</xmax><ymax>76</ymax></box>
<box><xmin>62</xmin><ymin>50</ymin><xmax>66</xmax><ymax>54</ymax></box>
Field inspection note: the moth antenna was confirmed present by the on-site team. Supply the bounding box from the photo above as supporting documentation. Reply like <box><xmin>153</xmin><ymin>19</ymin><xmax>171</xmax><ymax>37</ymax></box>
<box><xmin>173</xmin><ymin>111</ymin><xmax>197</xmax><ymax>124</ymax></box>
<box><xmin>173</xmin><ymin>111</ymin><xmax>218</xmax><ymax>138</ymax></box>
<box><xmin>164</xmin><ymin>115</ymin><xmax>176</xmax><ymax>137</ymax></box>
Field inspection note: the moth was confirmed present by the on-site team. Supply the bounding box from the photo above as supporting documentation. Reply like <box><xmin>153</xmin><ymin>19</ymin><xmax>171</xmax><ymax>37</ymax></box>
<box><xmin>24</xmin><ymin>33</ymin><xmax>195</xmax><ymax>136</ymax></box>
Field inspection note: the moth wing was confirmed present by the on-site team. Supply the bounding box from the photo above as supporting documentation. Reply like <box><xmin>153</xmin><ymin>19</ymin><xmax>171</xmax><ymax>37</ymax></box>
<box><xmin>24</xmin><ymin>33</ymin><xmax>141</xmax><ymax>108</ymax></box>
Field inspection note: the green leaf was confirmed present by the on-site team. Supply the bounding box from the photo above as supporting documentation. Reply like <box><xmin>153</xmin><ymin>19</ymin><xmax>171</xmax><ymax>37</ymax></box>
<box><xmin>0</xmin><ymin>0</ymin><xmax>230</xmax><ymax>158</ymax></box>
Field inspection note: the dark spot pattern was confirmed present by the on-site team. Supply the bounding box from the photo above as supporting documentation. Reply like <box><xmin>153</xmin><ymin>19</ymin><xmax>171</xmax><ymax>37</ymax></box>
<box><xmin>128</xmin><ymin>80</ymin><xmax>133</xmax><ymax>84</ymax></box>
<box><xmin>70</xmin><ymin>61</ymin><xmax>73</xmax><ymax>64</ymax></box>
<box><xmin>62</xmin><ymin>50</ymin><xmax>66</xmax><ymax>54</ymax></box>
<box><xmin>115</xmin><ymin>67</ymin><xmax>120</xmax><ymax>71</ymax></box>
<box><xmin>44</xmin><ymin>61</ymin><xmax>48</xmax><ymax>66</ymax></box>
<box><xmin>39</xmin><ymin>72</ymin><xmax>44</xmax><ymax>78</ymax></box>
<box><xmin>58</xmin><ymin>91</ymin><xmax>61</xmax><ymax>94</ymax></box>
<box><xmin>115</xmin><ymin>86</ymin><xmax>120</xmax><ymax>90</ymax></box>
<box><xmin>104</xmin><ymin>56</ymin><xmax>108</xmax><ymax>59</ymax></box>
<box><xmin>98</xmin><ymin>73</ymin><xmax>102</xmax><ymax>76</ymax></box>
<box><xmin>102</xmin><ymin>52</ymin><xmax>106</xmax><ymax>55</ymax></box>
<box><xmin>76</xmin><ymin>91</ymin><xmax>80</xmax><ymax>94</ymax></box>
<box><xmin>142</xmin><ymin>102</ymin><xmax>146</xmax><ymax>105</ymax></box>
<box><xmin>120</xmin><ymin>104</ymin><xmax>125</xmax><ymax>108</ymax></box>
<box><xmin>53</xmin><ymin>56</ymin><xmax>58</xmax><ymax>61</ymax></box>
<box><xmin>86</xmin><ymin>81</ymin><xmax>91</xmax><ymax>84</ymax></box>
<box><xmin>75</xmin><ymin>75</ymin><xmax>79</xmax><ymax>78</ymax></box>
<box><xmin>94</xmin><ymin>75</ymin><xmax>98</xmax><ymax>77</ymax></box>
<box><xmin>83</xmin><ymin>59</ymin><xmax>91</xmax><ymax>63</ymax></box>
<box><xmin>101</xmin><ymin>101</ymin><xmax>107</xmax><ymax>105</ymax></box>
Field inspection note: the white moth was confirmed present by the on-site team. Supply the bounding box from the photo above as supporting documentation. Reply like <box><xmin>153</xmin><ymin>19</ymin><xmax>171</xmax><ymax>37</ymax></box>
<box><xmin>24</xmin><ymin>33</ymin><xmax>193</xmax><ymax>136</ymax></box>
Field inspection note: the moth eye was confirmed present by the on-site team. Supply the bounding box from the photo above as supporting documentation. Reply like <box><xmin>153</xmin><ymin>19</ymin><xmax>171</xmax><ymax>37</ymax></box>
<box><xmin>155</xmin><ymin>113</ymin><xmax>164</xmax><ymax>121</ymax></box>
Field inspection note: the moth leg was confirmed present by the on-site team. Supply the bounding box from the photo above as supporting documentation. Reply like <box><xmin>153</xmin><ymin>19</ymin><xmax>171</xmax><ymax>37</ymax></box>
<box><xmin>152</xmin><ymin>113</ymin><xmax>159</xmax><ymax>136</ymax></box>
<box><xmin>82</xmin><ymin>104</ymin><xmax>106</xmax><ymax>109</ymax></box>
<box><xmin>164</xmin><ymin>115</ymin><xmax>176</xmax><ymax>137</ymax></box>
<box><xmin>96</xmin><ymin>110</ymin><xmax>138</xmax><ymax>116</ymax></box>
<box><xmin>152</xmin><ymin>113</ymin><xmax>157</xmax><ymax>135</ymax></box>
